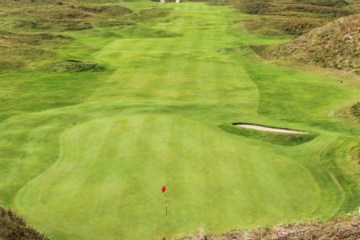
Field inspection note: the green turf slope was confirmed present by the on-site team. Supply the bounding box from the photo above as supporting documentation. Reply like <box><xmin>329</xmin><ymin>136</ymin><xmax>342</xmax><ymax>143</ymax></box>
<box><xmin>0</xmin><ymin>2</ymin><xmax>359</xmax><ymax>240</ymax></box>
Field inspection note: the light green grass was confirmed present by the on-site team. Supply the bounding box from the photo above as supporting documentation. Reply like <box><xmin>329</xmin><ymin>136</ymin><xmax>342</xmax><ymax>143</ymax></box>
<box><xmin>0</xmin><ymin>1</ymin><xmax>359</xmax><ymax>240</ymax></box>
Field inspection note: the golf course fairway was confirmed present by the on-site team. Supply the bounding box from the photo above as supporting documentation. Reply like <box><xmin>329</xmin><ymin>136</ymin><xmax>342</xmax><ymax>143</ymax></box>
<box><xmin>0</xmin><ymin>1</ymin><xmax>359</xmax><ymax>239</ymax></box>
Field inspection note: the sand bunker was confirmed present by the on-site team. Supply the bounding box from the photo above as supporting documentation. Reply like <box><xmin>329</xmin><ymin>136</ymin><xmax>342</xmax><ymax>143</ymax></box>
<box><xmin>234</xmin><ymin>123</ymin><xmax>308</xmax><ymax>134</ymax></box>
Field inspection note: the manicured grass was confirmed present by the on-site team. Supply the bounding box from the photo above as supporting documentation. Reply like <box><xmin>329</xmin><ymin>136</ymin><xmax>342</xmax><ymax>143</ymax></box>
<box><xmin>0</xmin><ymin>1</ymin><xmax>359</xmax><ymax>240</ymax></box>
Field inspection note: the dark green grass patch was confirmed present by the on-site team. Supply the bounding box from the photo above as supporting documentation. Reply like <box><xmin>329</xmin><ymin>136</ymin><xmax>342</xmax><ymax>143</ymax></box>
<box><xmin>240</xmin><ymin>56</ymin><xmax>355</xmax><ymax>121</ymax></box>
<box><xmin>318</xmin><ymin>141</ymin><xmax>360</xmax><ymax>214</ymax></box>
<box><xmin>0</xmin><ymin>71</ymin><xmax>107</xmax><ymax>122</ymax></box>
<box><xmin>220</xmin><ymin>122</ymin><xmax>318</xmax><ymax>145</ymax></box>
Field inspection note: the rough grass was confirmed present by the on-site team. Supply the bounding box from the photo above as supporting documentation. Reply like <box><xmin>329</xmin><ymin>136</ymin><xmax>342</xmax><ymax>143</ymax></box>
<box><xmin>0</xmin><ymin>207</ymin><xmax>49</xmax><ymax>240</ymax></box>
<box><xmin>229</xmin><ymin>0</ymin><xmax>355</xmax><ymax>16</ymax></box>
<box><xmin>44</xmin><ymin>60</ymin><xmax>100</xmax><ymax>73</ymax></box>
<box><xmin>227</xmin><ymin>0</ymin><xmax>358</xmax><ymax>37</ymax></box>
<box><xmin>350</xmin><ymin>102</ymin><xmax>360</xmax><ymax>122</ymax></box>
<box><xmin>0</xmin><ymin>1</ymin><xmax>359</xmax><ymax>240</ymax></box>
<box><xmin>2</xmin><ymin>3</ymin><xmax>133</xmax><ymax>32</ymax></box>
<box><xmin>180</xmin><ymin>211</ymin><xmax>360</xmax><ymax>240</ymax></box>
<box><xmin>241</xmin><ymin>16</ymin><xmax>325</xmax><ymax>37</ymax></box>
<box><xmin>0</xmin><ymin>1</ymin><xmax>174</xmax><ymax>71</ymax></box>
<box><xmin>0</xmin><ymin>32</ymin><xmax>70</xmax><ymax>70</ymax></box>
<box><xmin>293</xmin><ymin>0</ymin><xmax>349</xmax><ymax>7</ymax></box>
<box><xmin>262</xmin><ymin>14</ymin><xmax>360</xmax><ymax>74</ymax></box>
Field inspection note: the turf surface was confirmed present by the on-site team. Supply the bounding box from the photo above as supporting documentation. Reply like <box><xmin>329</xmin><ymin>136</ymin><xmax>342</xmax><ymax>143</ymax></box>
<box><xmin>0</xmin><ymin>1</ymin><xmax>359</xmax><ymax>239</ymax></box>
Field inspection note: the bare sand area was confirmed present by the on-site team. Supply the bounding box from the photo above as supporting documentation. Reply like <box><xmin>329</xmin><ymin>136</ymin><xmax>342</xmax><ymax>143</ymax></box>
<box><xmin>234</xmin><ymin>124</ymin><xmax>308</xmax><ymax>134</ymax></box>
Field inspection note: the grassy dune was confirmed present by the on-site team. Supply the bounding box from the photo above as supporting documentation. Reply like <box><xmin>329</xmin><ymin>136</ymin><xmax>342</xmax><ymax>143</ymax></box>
<box><xmin>0</xmin><ymin>1</ymin><xmax>359</xmax><ymax>239</ymax></box>
<box><xmin>263</xmin><ymin>14</ymin><xmax>360</xmax><ymax>74</ymax></box>
<box><xmin>0</xmin><ymin>207</ymin><xmax>49</xmax><ymax>240</ymax></box>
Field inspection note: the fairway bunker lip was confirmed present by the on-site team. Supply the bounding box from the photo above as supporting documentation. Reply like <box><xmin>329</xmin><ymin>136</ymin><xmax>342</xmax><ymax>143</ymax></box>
<box><xmin>233</xmin><ymin>123</ymin><xmax>309</xmax><ymax>134</ymax></box>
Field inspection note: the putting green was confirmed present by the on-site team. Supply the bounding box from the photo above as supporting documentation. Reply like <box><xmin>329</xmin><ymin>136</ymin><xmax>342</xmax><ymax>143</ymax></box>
<box><xmin>0</xmin><ymin>2</ymin><xmax>359</xmax><ymax>240</ymax></box>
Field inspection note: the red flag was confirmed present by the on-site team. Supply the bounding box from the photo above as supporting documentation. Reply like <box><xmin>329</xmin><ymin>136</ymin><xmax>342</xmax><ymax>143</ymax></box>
<box><xmin>161</xmin><ymin>185</ymin><xmax>166</xmax><ymax>193</ymax></box>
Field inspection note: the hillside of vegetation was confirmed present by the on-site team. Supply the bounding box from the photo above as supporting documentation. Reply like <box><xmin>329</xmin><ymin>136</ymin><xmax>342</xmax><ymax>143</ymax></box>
<box><xmin>0</xmin><ymin>207</ymin><xmax>49</xmax><ymax>240</ymax></box>
<box><xmin>227</xmin><ymin>0</ymin><xmax>358</xmax><ymax>37</ymax></box>
<box><xmin>227</xmin><ymin>0</ymin><xmax>360</xmax><ymax>73</ymax></box>
<box><xmin>0</xmin><ymin>0</ymin><xmax>175</xmax><ymax>122</ymax></box>
<box><xmin>1</xmin><ymin>206</ymin><xmax>359</xmax><ymax>240</ymax></box>
<box><xmin>261</xmin><ymin>14</ymin><xmax>360</xmax><ymax>74</ymax></box>
<box><xmin>0</xmin><ymin>0</ymin><xmax>173</xmax><ymax>72</ymax></box>
<box><xmin>181</xmin><ymin>212</ymin><xmax>360</xmax><ymax>240</ymax></box>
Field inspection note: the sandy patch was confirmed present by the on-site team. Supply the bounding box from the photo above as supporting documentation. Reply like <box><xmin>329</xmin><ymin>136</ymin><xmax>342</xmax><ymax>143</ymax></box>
<box><xmin>234</xmin><ymin>123</ymin><xmax>308</xmax><ymax>134</ymax></box>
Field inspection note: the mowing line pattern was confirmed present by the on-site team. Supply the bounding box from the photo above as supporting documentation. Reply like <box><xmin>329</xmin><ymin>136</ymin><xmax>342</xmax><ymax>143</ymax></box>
<box><xmin>0</xmin><ymin>2</ymin><xmax>358</xmax><ymax>240</ymax></box>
